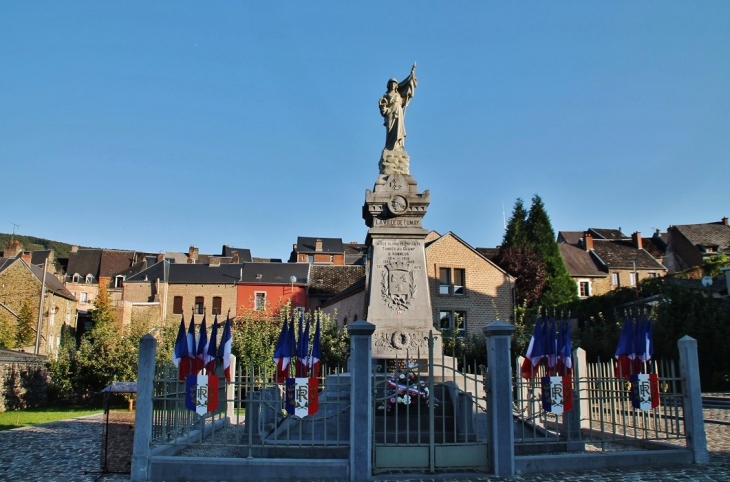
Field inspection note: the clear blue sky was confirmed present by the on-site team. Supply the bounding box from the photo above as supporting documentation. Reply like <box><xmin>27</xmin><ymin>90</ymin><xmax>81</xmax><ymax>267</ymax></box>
<box><xmin>2</xmin><ymin>2</ymin><xmax>728</xmax><ymax>259</ymax></box>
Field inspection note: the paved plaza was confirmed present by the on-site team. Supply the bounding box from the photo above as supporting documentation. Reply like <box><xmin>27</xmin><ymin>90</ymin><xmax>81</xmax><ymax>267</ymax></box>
<box><xmin>0</xmin><ymin>405</ymin><xmax>727</xmax><ymax>482</ymax></box>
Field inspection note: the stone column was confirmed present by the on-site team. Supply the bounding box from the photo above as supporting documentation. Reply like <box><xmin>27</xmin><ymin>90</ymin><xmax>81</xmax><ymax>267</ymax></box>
<box><xmin>348</xmin><ymin>320</ymin><xmax>376</xmax><ymax>482</ymax></box>
<box><xmin>678</xmin><ymin>335</ymin><xmax>709</xmax><ymax>464</ymax></box>
<box><xmin>483</xmin><ymin>321</ymin><xmax>515</xmax><ymax>477</ymax></box>
<box><xmin>131</xmin><ymin>334</ymin><xmax>157</xmax><ymax>482</ymax></box>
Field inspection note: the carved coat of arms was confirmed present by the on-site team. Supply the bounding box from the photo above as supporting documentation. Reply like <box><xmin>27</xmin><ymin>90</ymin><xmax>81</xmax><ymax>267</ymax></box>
<box><xmin>381</xmin><ymin>262</ymin><xmax>416</xmax><ymax>310</ymax></box>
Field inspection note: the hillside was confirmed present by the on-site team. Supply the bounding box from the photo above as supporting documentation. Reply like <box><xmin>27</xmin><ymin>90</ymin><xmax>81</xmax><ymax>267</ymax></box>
<box><xmin>0</xmin><ymin>233</ymin><xmax>79</xmax><ymax>258</ymax></box>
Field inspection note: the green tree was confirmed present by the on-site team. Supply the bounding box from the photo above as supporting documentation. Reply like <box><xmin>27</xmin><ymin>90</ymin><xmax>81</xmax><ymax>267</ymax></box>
<box><xmin>16</xmin><ymin>300</ymin><xmax>35</xmax><ymax>347</ymax></box>
<box><xmin>0</xmin><ymin>314</ymin><xmax>15</xmax><ymax>349</ymax></box>
<box><xmin>524</xmin><ymin>195</ymin><xmax>577</xmax><ymax>307</ymax></box>
<box><xmin>703</xmin><ymin>254</ymin><xmax>730</xmax><ymax>277</ymax></box>
<box><xmin>502</xmin><ymin>198</ymin><xmax>528</xmax><ymax>249</ymax></box>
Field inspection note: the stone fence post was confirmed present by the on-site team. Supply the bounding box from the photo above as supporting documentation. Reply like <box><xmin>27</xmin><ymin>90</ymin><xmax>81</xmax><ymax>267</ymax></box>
<box><xmin>678</xmin><ymin>335</ymin><xmax>709</xmax><ymax>464</ymax></box>
<box><xmin>131</xmin><ymin>334</ymin><xmax>157</xmax><ymax>482</ymax></box>
<box><xmin>483</xmin><ymin>321</ymin><xmax>515</xmax><ymax>477</ymax></box>
<box><xmin>348</xmin><ymin>320</ymin><xmax>375</xmax><ymax>482</ymax></box>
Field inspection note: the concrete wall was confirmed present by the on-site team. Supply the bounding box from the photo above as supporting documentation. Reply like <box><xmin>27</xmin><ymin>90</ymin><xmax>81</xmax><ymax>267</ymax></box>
<box><xmin>320</xmin><ymin>289</ymin><xmax>366</xmax><ymax>326</ymax></box>
<box><xmin>0</xmin><ymin>353</ymin><xmax>48</xmax><ymax>411</ymax></box>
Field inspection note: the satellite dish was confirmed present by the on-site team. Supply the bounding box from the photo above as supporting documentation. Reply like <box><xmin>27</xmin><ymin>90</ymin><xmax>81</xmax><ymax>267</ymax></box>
<box><xmin>701</xmin><ymin>276</ymin><xmax>713</xmax><ymax>287</ymax></box>
<box><xmin>289</xmin><ymin>276</ymin><xmax>297</xmax><ymax>283</ymax></box>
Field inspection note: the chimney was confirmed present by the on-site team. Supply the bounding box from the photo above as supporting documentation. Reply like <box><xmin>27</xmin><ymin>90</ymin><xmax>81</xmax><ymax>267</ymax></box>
<box><xmin>4</xmin><ymin>239</ymin><xmax>22</xmax><ymax>258</ymax></box>
<box><xmin>632</xmin><ymin>232</ymin><xmax>643</xmax><ymax>250</ymax></box>
<box><xmin>210</xmin><ymin>257</ymin><xmax>221</xmax><ymax>267</ymax></box>
<box><xmin>71</xmin><ymin>245</ymin><xmax>78</xmax><ymax>253</ymax></box>
<box><xmin>722</xmin><ymin>217</ymin><xmax>728</xmax><ymax>226</ymax></box>
<box><xmin>188</xmin><ymin>245</ymin><xmax>199</xmax><ymax>264</ymax></box>
<box><xmin>315</xmin><ymin>239</ymin><xmax>323</xmax><ymax>252</ymax></box>
<box><xmin>231</xmin><ymin>251</ymin><xmax>239</xmax><ymax>264</ymax></box>
<box><xmin>20</xmin><ymin>252</ymin><xmax>32</xmax><ymax>264</ymax></box>
<box><xmin>583</xmin><ymin>232</ymin><xmax>594</xmax><ymax>251</ymax></box>
<box><xmin>157</xmin><ymin>253</ymin><xmax>164</xmax><ymax>263</ymax></box>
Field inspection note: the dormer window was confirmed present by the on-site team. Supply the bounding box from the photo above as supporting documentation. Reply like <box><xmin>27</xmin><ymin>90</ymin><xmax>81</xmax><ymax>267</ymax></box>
<box><xmin>85</xmin><ymin>274</ymin><xmax>94</xmax><ymax>284</ymax></box>
<box><xmin>114</xmin><ymin>275</ymin><xmax>125</xmax><ymax>288</ymax></box>
<box><xmin>256</xmin><ymin>274</ymin><xmax>263</xmax><ymax>280</ymax></box>
<box><xmin>72</xmin><ymin>273</ymin><xmax>80</xmax><ymax>283</ymax></box>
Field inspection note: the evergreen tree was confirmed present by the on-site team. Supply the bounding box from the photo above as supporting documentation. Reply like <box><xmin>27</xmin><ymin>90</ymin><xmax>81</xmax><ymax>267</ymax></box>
<box><xmin>501</xmin><ymin>198</ymin><xmax>528</xmax><ymax>249</ymax></box>
<box><xmin>91</xmin><ymin>285</ymin><xmax>116</xmax><ymax>327</ymax></box>
<box><xmin>16</xmin><ymin>300</ymin><xmax>36</xmax><ymax>347</ymax></box>
<box><xmin>524</xmin><ymin>194</ymin><xmax>577</xmax><ymax>307</ymax></box>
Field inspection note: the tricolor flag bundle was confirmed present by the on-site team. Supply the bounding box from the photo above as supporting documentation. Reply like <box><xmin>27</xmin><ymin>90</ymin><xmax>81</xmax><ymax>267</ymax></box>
<box><xmin>172</xmin><ymin>312</ymin><xmax>234</xmax><ymax>382</ymax></box>
<box><xmin>520</xmin><ymin>317</ymin><xmax>546</xmax><ymax>380</ymax></box>
<box><xmin>521</xmin><ymin>316</ymin><xmax>573</xmax><ymax>380</ymax></box>
<box><xmin>615</xmin><ymin>315</ymin><xmax>654</xmax><ymax>380</ymax></box>
<box><xmin>296</xmin><ymin>314</ymin><xmax>310</xmax><ymax>377</ymax></box>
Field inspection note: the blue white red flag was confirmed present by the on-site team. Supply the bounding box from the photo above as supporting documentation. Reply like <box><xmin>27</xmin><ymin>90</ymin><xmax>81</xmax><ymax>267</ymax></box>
<box><xmin>308</xmin><ymin>315</ymin><xmax>322</xmax><ymax>378</ymax></box>
<box><xmin>285</xmin><ymin>377</ymin><xmax>319</xmax><ymax>417</ymax></box>
<box><xmin>172</xmin><ymin>316</ymin><xmax>190</xmax><ymax>381</ymax></box>
<box><xmin>541</xmin><ymin>376</ymin><xmax>573</xmax><ymax>414</ymax></box>
<box><xmin>630</xmin><ymin>373</ymin><xmax>660</xmax><ymax>411</ymax></box>
<box><xmin>195</xmin><ymin>316</ymin><xmax>208</xmax><ymax>375</ymax></box>
<box><xmin>296</xmin><ymin>314</ymin><xmax>310</xmax><ymax>377</ymax></box>
<box><xmin>545</xmin><ymin>317</ymin><xmax>558</xmax><ymax>375</ymax></box>
<box><xmin>273</xmin><ymin>317</ymin><xmax>292</xmax><ymax>382</ymax></box>
<box><xmin>556</xmin><ymin>319</ymin><xmax>573</xmax><ymax>376</ymax></box>
<box><xmin>614</xmin><ymin>317</ymin><xmax>634</xmax><ymax>379</ymax></box>
<box><xmin>521</xmin><ymin>317</ymin><xmax>546</xmax><ymax>379</ymax></box>
<box><xmin>185</xmin><ymin>375</ymin><xmax>219</xmax><ymax>415</ymax></box>
<box><xmin>186</xmin><ymin>316</ymin><xmax>196</xmax><ymax>375</ymax></box>
<box><xmin>205</xmin><ymin>315</ymin><xmax>219</xmax><ymax>374</ymax></box>
<box><xmin>218</xmin><ymin>315</ymin><xmax>233</xmax><ymax>382</ymax></box>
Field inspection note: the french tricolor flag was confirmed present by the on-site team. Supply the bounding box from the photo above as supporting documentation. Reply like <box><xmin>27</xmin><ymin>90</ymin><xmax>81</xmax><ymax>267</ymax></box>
<box><xmin>520</xmin><ymin>317</ymin><xmax>546</xmax><ymax>379</ymax></box>
<box><xmin>273</xmin><ymin>317</ymin><xmax>293</xmax><ymax>383</ymax></box>
<box><xmin>218</xmin><ymin>315</ymin><xmax>233</xmax><ymax>382</ymax></box>
<box><xmin>205</xmin><ymin>315</ymin><xmax>219</xmax><ymax>375</ymax></box>
<box><xmin>185</xmin><ymin>375</ymin><xmax>219</xmax><ymax>415</ymax></box>
<box><xmin>172</xmin><ymin>316</ymin><xmax>190</xmax><ymax>381</ymax></box>
<box><xmin>308</xmin><ymin>315</ymin><xmax>322</xmax><ymax>379</ymax></box>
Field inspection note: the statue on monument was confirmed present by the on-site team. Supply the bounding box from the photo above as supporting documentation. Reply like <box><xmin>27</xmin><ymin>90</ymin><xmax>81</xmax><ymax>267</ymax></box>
<box><xmin>378</xmin><ymin>63</ymin><xmax>418</xmax><ymax>152</ymax></box>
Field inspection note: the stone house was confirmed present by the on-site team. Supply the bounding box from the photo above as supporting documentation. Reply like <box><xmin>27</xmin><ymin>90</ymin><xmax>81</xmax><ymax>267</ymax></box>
<box><xmin>558</xmin><ymin>229</ymin><xmax>667</xmax><ymax>297</ymax></box>
<box><xmin>289</xmin><ymin>237</ymin><xmax>346</xmax><ymax>265</ymax></box>
<box><xmin>664</xmin><ymin>217</ymin><xmax>730</xmax><ymax>274</ymax></box>
<box><xmin>0</xmin><ymin>257</ymin><xmax>77</xmax><ymax>356</ymax></box>
<box><xmin>309</xmin><ymin>265</ymin><xmax>367</xmax><ymax>313</ymax></box>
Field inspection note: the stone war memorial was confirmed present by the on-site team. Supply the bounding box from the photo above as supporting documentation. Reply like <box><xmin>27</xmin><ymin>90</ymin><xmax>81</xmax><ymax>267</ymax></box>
<box><xmin>364</xmin><ymin>62</ymin><xmax>444</xmax><ymax>361</ymax></box>
<box><xmin>130</xmin><ymin>65</ymin><xmax>709</xmax><ymax>482</ymax></box>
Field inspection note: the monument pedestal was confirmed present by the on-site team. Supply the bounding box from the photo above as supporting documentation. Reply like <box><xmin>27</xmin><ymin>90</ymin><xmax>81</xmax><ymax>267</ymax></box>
<box><xmin>363</xmin><ymin>152</ymin><xmax>442</xmax><ymax>359</ymax></box>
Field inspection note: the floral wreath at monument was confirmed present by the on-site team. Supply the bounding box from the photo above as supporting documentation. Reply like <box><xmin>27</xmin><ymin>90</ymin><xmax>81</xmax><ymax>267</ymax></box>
<box><xmin>377</xmin><ymin>359</ymin><xmax>438</xmax><ymax>412</ymax></box>
<box><xmin>380</xmin><ymin>268</ymin><xmax>417</xmax><ymax>310</ymax></box>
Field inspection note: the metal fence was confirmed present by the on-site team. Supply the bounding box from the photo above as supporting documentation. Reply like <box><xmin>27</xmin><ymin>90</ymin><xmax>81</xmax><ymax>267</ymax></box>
<box><xmin>150</xmin><ymin>361</ymin><xmax>349</xmax><ymax>458</ymax></box>
<box><xmin>514</xmin><ymin>354</ymin><xmax>686</xmax><ymax>453</ymax></box>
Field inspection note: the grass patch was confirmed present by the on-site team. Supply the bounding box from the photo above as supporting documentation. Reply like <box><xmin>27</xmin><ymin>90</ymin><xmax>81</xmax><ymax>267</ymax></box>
<box><xmin>0</xmin><ymin>406</ymin><xmax>103</xmax><ymax>431</ymax></box>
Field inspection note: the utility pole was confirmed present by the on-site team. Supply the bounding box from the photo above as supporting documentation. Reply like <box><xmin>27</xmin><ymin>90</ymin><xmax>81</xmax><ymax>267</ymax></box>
<box><xmin>35</xmin><ymin>258</ymin><xmax>49</xmax><ymax>355</ymax></box>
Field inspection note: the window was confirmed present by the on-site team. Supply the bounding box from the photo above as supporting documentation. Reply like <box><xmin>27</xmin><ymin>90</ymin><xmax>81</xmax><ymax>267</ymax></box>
<box><xmin>72</xmin><ymin>274</ymin><xmax>80</xmax><ymax>283</ymax></box>
<box><xmin>453</xmin><ymin>269</ymin><xmax>465</xmax><ymax>295</ymax></box>
<box><xmin>173</xmin><ymin>296</ymin><xmax>183</xmax><ymax>314</ymax></box>
<box><xmin>114</xmin><ymin>275</ymin><xmax>125</xmax><ymax>288</ymax></box>
<box><xmin>212</xmin><ymin>296</ymin><xmax>222</xmax><ymax>315</ymax></box>
<box><xmin>439</xmin><ymin>267</ymin><xmax>465</xmax><ymax>295</ymax></box>
<box><xmin>611</xmin><ymin>273</ymin><xmax>620</xmax><ymax>286</ymax></box>
<box><xmin>439</xmin><ymin>268</ymin><xmax>451</xmax><ymax>294</ymax></box>
<box><xmin>579</xmin><ymin>281</ymin><xmax>590</xmax><ymax>297</ymax></box>
<box><xmin>80</xmin><ymin>292</ymin><xmax>88</xmax><ymax>303</ymax></box>
<box><xmin>439</xmin><ymin>310</ymin><xmax>466</xmax><ymax>338</ymax></box>
<box><xmin>294</xmin><ymin>306</ymin><xmax>305</xmax><ymax>319</ymax></box>
<box><xmin>254</xmin><ymin>292</ymin><xmax>266</xmax><ymax>312</ymax></box>
<box><xmin>195</xmin><ymin>296</ymin><xmax>204</xmax><ymax>315</ymax></box>
<box><xmin>85</xmin><ymin>274</ymin><xmax>94</xmax><ymax>284</ymax></box>
<box><xmin>308</xmin><ymin>255</ymin><xmax>314</xmax><ymax>263</ymax></box>
<box><xmin>648</xmin><ymin>272</ymin><xmax>658</xmax><ymax>278</ymax></box>
<box><xmin>629</xmin><ymin>272</ymin><xmax>637</xmax><ymax>287</ymax></box>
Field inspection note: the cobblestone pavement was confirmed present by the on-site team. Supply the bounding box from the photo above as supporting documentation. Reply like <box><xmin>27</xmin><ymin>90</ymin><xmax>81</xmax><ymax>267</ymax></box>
<box><xmin>0</xmin><ymin>402</ymin><xmax>727</xmax><ymax>482</ymax></box>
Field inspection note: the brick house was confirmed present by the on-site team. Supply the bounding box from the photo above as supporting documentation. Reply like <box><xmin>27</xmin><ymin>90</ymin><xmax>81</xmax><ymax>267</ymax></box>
<box><xmin>558</xmin><ymin>229</ymin><xmax>667</xmax><ymax>297</ymax></box>
<box><xmin>664</xmin><ymin>217</ymin><xmax>730</xmax><ymax>274</ymax></box>
<box><xmin>289</xmin><ymin>237</ymin><xmax>345</xmax><ymax>265</ymax></box>
<box><xmin>123</xmin><ymin>260</ymin><xmax>309</xmax><ymax>326</ymax></box>
<box><xmin>319</xmin><ymin>232</ymin><xmax>515</xmax><ymax>338</ymax></box>
<box><xmin>0</xmin><ymin>257</ymin><xmax>77</xmax><ymax>356</ymax></box>
<box><xmin>309</xmin><ymin>265</ymin><xmax>367</xmax><ymax>312</ymax></box>
<box><xmin>425</xmin><ymin>232</ymin><xmax>515</xmax><ymax>338</ymax></box>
